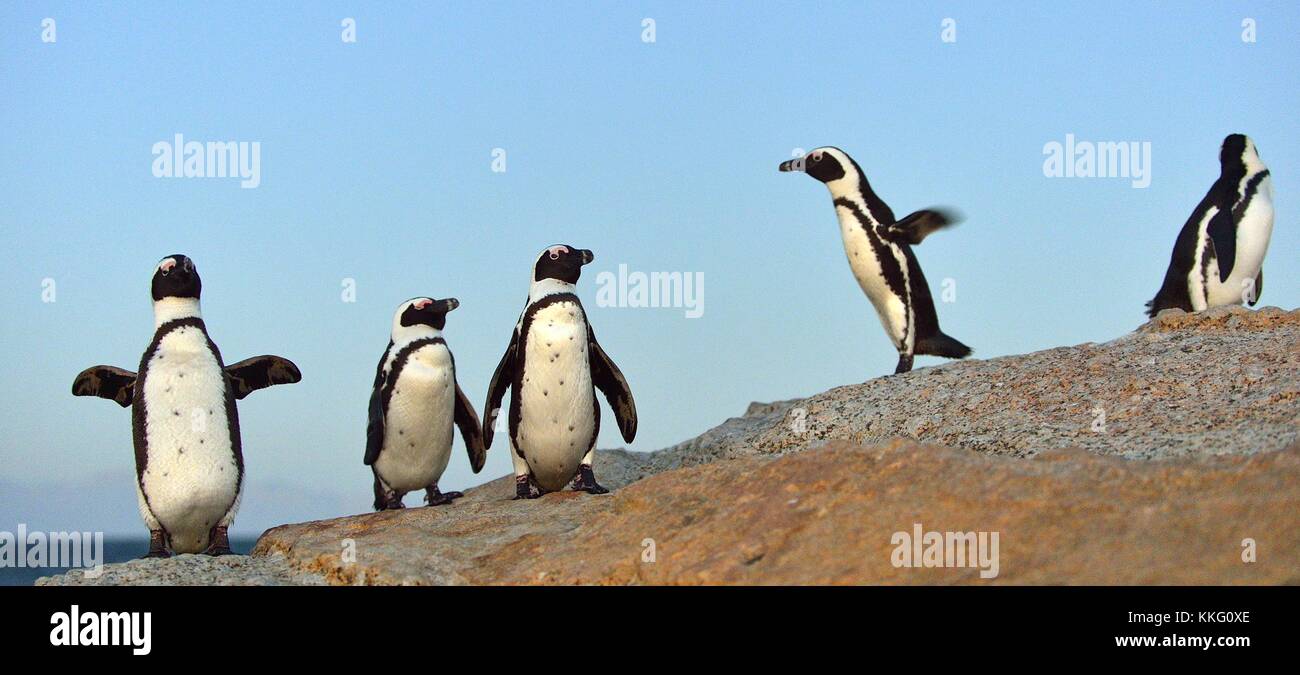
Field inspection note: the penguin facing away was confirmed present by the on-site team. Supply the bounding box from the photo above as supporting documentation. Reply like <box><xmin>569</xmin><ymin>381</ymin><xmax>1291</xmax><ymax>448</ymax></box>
<box><xmin>72</xmin><ymin>254</ymin><xmax>301</xmax><ymax>557</ymax></box>
<box><xmin>1147</xmin><ymin>134</ymin><xmax>1273</xmax><ymax>318</ymax></box>
<box><xmin>483</xmin><ymin>245</ymin><xmax>637</xmax><ymax>499</ymax></box>
<box><xmin>780</xmin><ymin>146</ymin><xmax>972</xmax><ymax>374</ymax></box>
<box><xmin>364</xmin><ymin>297</ymin><xmax>485</xmax><ymax>510</ymax></box>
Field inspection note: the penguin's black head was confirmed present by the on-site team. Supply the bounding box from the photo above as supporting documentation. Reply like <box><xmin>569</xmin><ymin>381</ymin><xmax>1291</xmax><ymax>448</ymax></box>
<box><xmin>533</xmin><ymin>244</ymin><xmax>594</xmax><ymax>283</ymax></box>
<box><xmin>1219</xmin><ymin>134</ymin><xmax>1262</xmax><ymax>177</ymax></box>
<box><xmin>398</xmin><ymin>297</ymin><xmax>459</xmax><ymax>330</ymax></box>
<box><xmin>151</xmin><ymin>254</ymin><xmax>201</xmax><ymax>301</ymax></box>
<box><xmin>1221</xmin><ymin>134</ymin><xmax>1248</xmax><ymax>161</ymax></box>
<box><xmin>779</xmin><ymin>147</ymin><xmax>849</xmax><ymax>184</ymax></box>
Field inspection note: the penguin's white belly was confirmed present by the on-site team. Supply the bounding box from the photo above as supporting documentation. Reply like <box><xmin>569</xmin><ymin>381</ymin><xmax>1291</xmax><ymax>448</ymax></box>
<box><xmin>139</xmin><ymin>327</ymin><xmax>239</xmax><ymax>554</ymax></box>
<box><xmin>516</xmin><ymin>302</ymin><xmax>595</xmax><ymax>491</ymax></box>
<box><xmin>1206</xmin><ymin>186</ymin><xmax>1273</xmax><ymax>307</ymax></box>
<box><xmin>837</xmin><ymin>209</ymin><xmax>912</xmax><ymax>350</ymax></box>
<box><xmin>375</xmin><ymin>348</ymin><xmax>456</xmax><ymax>493</ymax></box>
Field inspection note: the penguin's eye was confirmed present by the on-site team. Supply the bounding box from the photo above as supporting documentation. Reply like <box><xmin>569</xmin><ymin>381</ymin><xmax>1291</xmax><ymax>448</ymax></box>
<box><xmin>182</xmin><ymin>259</ymin><xmax>194</xmax><ymax>272</ymax></box>
<box><xmin>549</xmin><ymin>252</ymin><xmax>561</xmax><ymax>260</ymax></box>
<box><xmin>811</xmin><ymin>150</ymin><xmax>824</xmax><ymax>162</ymax></box>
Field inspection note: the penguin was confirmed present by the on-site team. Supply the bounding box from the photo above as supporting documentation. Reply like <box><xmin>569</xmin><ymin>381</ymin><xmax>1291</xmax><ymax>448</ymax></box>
<box><xmin>1147</xmin><ymin>134</ymin><xmax>1273</xmax><ymax>317</ymax></box>
<box><xmin>482</xmin><ymin>245</ymin><xmax>637</xmax><ymax>499</ymax></box>
<box><xmin>72</xmin><ymin>254</ymin><xmax>301</xmax><ymax>557</ymax></box>
<box><xmin>364</xmin><ymin>297</ymin><xmax>485</xmax><ymax>510</ymax></box>
<box><xmin>780</xmin><ymin>146</ymin><xmax>971</xmax><ymax>374</ymax></box>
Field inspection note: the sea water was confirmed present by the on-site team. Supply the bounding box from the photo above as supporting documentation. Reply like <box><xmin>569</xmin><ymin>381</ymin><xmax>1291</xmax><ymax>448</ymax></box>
<box><xmin>0</xmin><ymin>536</ymin><xmax>259</xmax><ymax>586</ymax></box>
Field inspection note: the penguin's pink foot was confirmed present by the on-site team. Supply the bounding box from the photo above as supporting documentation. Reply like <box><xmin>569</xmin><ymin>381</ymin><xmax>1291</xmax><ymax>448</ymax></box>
<box><xmin>570</xmin><ymin>464</ymin><xmax>609</xmax><ymax>495</ymax></box>
<box><xmin>143</xmin><ymin>530</ymin><xmax>171</xmax><ymax>559</ymax></box>
<box><xmin>514</xmin><ymin>474</ymin><xmax>542</xmax><ymax>500</ymax></box>
<box><xmin>203</xmin><ymin>525</ymin><xmax>234</xmax><ymax>556</ymax></box>
<box><xmin>425</xmin><ymin>485</ymin><xmax>463</xmax><ymax>506</ymax></box>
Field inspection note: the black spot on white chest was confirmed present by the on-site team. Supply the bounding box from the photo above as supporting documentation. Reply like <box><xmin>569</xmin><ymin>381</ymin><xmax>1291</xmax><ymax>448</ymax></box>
<box><xmin>140</xmin><ymin>327</ymin><xmax>231</xmax><ymax>444</ymax></box>
<box><xmin>384</xmin><ymin>344</ymin><xmax>455</xmax><ymax>418</ymax></box>
<box><xmin>516</xmin><ymin>301</ymin><xmax>594</xmax><ymax>431</ymax></box>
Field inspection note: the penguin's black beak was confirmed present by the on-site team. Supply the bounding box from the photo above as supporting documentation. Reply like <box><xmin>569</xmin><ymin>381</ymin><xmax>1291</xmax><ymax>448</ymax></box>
<box><xmin>440</xmin><ymin>298</ymin><xmax>460</xmax><ymax>313</ymax></box>
<box><xmin>580</xmin><ymin>249</ymin><xmax>594</xmax><ymax>265</ymax></box>
<box><xmin>778</xmin><ymin>158</ymin><xmax>801</xmax><ymax>172</ymax></box>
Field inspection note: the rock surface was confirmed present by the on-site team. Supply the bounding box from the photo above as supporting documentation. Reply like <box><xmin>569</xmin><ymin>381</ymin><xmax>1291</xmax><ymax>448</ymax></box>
<box><xmin>39</xmin><ymin>306</ymin><xmax>1300</xmax><ymax>585</ymax></box>
<box><xmin>254</xmin><ymin>439</ymin><xmax>1299</xmax><ymax>585</ymax></box>
<box><xmin>649</xmin><ymin>304</ymin><xmax>1298</xmax><ymax>464</ymax></box>
<box><xmin>35</xmin><ymin>551</ymin><xmax>327</xmax><ymax>586</ymax></box>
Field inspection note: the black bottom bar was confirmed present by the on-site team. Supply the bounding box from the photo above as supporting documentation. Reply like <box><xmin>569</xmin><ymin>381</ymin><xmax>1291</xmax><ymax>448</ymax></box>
<box><xmin>5</xmin><ymin>586</ymin><xmax>1289</xmax><ymax>660</ymax></box>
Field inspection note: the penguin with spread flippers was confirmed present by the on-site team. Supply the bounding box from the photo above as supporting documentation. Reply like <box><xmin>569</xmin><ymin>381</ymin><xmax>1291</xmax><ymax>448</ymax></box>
<box><xmin>72</xmin><ymin>255</ymin><xmax>300</xmax><ymax>557</ymax></box>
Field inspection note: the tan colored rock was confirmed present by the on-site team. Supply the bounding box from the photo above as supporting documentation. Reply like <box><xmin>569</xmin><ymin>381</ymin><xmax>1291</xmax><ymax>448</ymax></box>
<box><xmin>248</xmin><ymin>308</ymin><xmax>1300</xmax><ymax>586</ymax></box>
<box><xmin>255</xmin><ymin>440</ymin><xmax>1300</xmax><ymax>585</ymax></box>
<box><xmin>45</xmin><ymin>306</ymin><xmax>1299</xmax><ymax>586</ymax></box>
<box><xmin>1141</xmin><ymin>304</ymin><xmax>1296</xmax><ymax>333</ymax></box>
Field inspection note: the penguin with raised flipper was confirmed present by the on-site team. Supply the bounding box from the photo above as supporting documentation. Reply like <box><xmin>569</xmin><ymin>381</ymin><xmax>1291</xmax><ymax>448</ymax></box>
<box><xmin>365</xmin><ymin>297</ymin><xmax>485</xmax><ymax>510</ymax></box>
<box><xmin>1147</xmin><ymin>134</ymin><xmax>1273</xmax><ymax>317</ymax></box>
<box><xmin>483</xmin><ymin>245</ymin><xmax>637</xmax><ymax>499</ymax></box>
<box><xmin>780</xmin><ymin>146</ymin><xmax>971</xmax><ymax>374</ymax></box>
<box><xmin>72</xmin><ymin>255</ymin><xmax>301</xmax><ymax>557</ymax></box>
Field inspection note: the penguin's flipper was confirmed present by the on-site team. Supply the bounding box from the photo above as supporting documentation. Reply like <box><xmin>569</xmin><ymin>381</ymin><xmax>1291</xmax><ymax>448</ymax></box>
<box><xmin>887</xmin><ymin>208</ymin><xmax>961</xmax><ymax>245</ymax></box>
<box><xmin>1250</xmin><ymin>268</ymin><xmax>1263</xmax><ymax>306</ymax></box>
<box><xmin>225</xmin><ymin>356</ymin><xmax>302</xmax><ymax>400</ymax></box>
<box><xmin>587</xmin><ymin>327</ymin><xmax>637</xmax><ymax>443</ymax></box>
<box><xmin>364</xmin><ymin>348</ymin><xmax>391</xmax><ymax>466</ymax></box>
<box><xmin>482</xmin><ymin>329</ymin><xmax>519</xmax><ymax>450</ymax></box>
<box><xmin>364</xmin><ymin>385</ymin><xmax>385</xmax><ymax>466</ymax></box>
<box><xmin>454</xmin><ymin>382</ymin><xmax>486</xmax><ymax>473</ymax></box>
<box><xmin>72</xmin><ymin>365</ymin><xmax>137</xmax><ymax>407</ymax></box>
<box><xmin>1207</xmin><ymin>207</ymin><xmax>1237</xmax><ymax>282</ymax></box>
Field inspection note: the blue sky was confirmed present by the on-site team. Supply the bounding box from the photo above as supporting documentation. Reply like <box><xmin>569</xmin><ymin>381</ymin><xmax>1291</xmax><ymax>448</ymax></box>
<box><xmin>1</xmin><ymin>2</ymin><xmax>1297</xmax><ymax>536</ymax></box>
